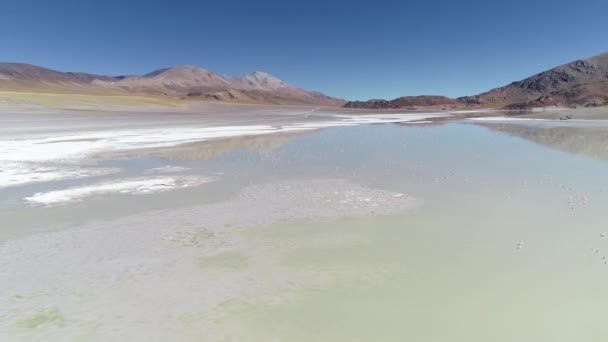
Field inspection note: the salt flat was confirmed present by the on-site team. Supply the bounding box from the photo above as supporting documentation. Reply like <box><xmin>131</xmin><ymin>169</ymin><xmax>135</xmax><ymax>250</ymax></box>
<box><xmin>2</xmin><ymin>106</ymin><xmax>608</xmax><ymax>341</ymax></box>
<box><xmin>0</xmin><ymin>105</ymin><xmax>450</xmax><ymax>190</ymax></box>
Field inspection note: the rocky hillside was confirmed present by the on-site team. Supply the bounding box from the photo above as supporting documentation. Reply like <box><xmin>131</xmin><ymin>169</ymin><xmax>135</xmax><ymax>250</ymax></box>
<box><xmin>459</xmin><ymin>52</ymin><xmax>608</xmax><ymax>108</ymax></box>
<box><xmin>344</xmin><ymin>52</ymin><xmax>608</xmax><ymax>110</ymax></box>
<box><xmin>343</xmin><ymin>95</ymin><xmax>461</xmax><ymax>109</ymax></box>
<box><xmin>0</xmin><ymin>63</ymin><xmax>345</xmax><ymax>106</ymax></box>
<box><xmin>502</xmin><ymin>81</ymin><xmax>608</xmax><ymax>110</ymax></box>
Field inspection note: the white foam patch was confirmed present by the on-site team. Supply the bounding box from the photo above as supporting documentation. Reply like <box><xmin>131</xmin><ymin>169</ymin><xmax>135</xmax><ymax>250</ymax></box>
<box><xmin>23</xmin><ymin>176</ymin><xmax>215</xmax><ymax>206</ymax></box>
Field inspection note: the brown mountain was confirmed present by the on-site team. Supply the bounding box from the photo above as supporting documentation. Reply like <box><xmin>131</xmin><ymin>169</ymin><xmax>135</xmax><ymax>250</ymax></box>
<box><xmin>343</xmin><ymin>95</ymin><xmax>461</xmax><ymax>109</ymax></box>
<box><xmin>344</xmin><ymin>52</ymin><xmax>608</xmax><ymax>110</ymax></box>
<box><xmin>459</xmin><ymin>52</ymin><xmax>608</xmax><ymax>108</ymax></box>
<box><xmin>0</xmin><ymin>63</ymin><xmax>119</xmax><ymax>93</ymax></box>
<box><xmin>500</xmin><ymin>81</ymin><xmax>608</xmax><ymax>110</ymax></box>
<box><xmin>0</xmin><ymin>63</ymin><xmax>345</xmax><ymax>106</ymax></box>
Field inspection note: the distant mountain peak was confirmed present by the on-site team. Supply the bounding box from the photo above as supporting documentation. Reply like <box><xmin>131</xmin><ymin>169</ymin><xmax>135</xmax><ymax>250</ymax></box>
<box><xmin>238</xmin><ymin>71</ymin><xmax>286</xmax><ymax>89</ymax></box>
<box><xmin>144</xmin><ymin>66</ymin><xmax>215</xmax><ymax>78</ymax></box>
<box><xmin>142</xmin><ymin>68</ymin><xmax>172</xmax><ymax>77</ymax></box>
<box><xmin>248</xmin><ymin>71</ymin><xmax>277</xmax><ymax>79</ymax></box>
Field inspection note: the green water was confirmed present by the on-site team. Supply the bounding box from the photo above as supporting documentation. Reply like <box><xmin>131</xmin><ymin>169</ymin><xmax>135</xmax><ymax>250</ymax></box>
<box><xmin>3</xmin><ymin>119</ymin><xmax>608</xmax><ymax>341</ymax></box>
<box><xmin>213</xmin><ymin>202</ymin><xmax>607</xmax><ymax>341</ymax></box>
<box><xmin>192</xmin><ymin>121</ymin><xmax>608</xmax><ymax>341</ymax></box>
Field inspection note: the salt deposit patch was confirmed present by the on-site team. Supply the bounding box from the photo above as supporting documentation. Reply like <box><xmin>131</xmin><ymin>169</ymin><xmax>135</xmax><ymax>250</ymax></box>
<box><xmin>23</xmin><ymin>175</ymin><xmax>215</xmax><ymax>206</ymax></box>
<box><xmin>234</xmin><ymin>180</ymin><xmax>415</xmax><ymax>221</ymax></box>
<box><xmin>467</xmin><ymin>117</ymin><xmax>548</xmax><ymax>122</ymax></box>
<box><xmin>334</xmin><ymin>113</ymin><xmax>448</xmax><ymax>124</ymax></box>
<box><xmin>0</xmin><ymin>161</ymin><xmax>120</xmax><ymax>188</ymax></box>
<box><xmin>0</xmin><ymin>113</ymin><xmax>449</xmax><ymax>188</ymax></box>
<box><xmin>1</xmin><ymin>115</ymin><xmax>448</xmax><ymax>164</ymax></box>
<box><xmin>0</xmin><ymin>125</ymin><xmax>282</xmax><ymax>163</ymax></box>
<box><xmin>146</xmin><ymin>165</ymin><xmax>192</xmax><ymax>173</ymax></box>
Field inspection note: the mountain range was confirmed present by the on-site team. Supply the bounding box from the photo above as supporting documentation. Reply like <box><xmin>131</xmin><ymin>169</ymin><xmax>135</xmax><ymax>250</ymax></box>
<box><xmin>344</xmin><ymin>52</ymin><xmax>608</xmax><ymax>110</ymax></box>
<box><xmin>0</xmin><ymin>63</ymin><xmax>345</xmax><ymax>106</ymax></box>
<box><xmin>1</xmin><ymin>52</ymin><xmax>607</xmax><ymax>109</ymax></box>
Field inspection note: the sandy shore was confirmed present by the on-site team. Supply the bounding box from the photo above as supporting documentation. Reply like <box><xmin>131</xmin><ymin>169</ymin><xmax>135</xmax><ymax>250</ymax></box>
<box><xmin>0</xmin><ymin>179</ymin><xmax>415</xmax><ymax>341</ymax></box>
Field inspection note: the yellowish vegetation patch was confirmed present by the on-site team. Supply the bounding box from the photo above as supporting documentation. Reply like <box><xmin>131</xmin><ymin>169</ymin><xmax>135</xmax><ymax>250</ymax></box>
<box><xmin>0</xmin><ymin>90</ymin><xmax>185</xmax><ymax>109</ymax></box>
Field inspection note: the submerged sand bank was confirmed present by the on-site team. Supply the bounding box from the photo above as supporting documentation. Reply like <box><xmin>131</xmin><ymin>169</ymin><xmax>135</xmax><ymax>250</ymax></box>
<box><xmin>0</xmin><ymin>179</ymin><xmax>416</xmax><ymax>341</ymax></box>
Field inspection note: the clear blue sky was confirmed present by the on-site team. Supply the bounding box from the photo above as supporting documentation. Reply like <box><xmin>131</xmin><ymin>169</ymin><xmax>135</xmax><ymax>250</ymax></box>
<box><xmin>2</xmin><ymin>0</ymin><xmax>607</xmax><ymax>100</ymax></box>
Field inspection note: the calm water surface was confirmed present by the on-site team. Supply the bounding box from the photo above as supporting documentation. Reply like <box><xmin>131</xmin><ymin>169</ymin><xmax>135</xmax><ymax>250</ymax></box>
<box><xmin>3</xmin><ymin>119</ymin><xmax>608</xmax><ymax>341</ymax></box>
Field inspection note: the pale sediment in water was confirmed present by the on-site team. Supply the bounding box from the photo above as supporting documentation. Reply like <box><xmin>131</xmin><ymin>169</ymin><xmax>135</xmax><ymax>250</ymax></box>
<box><xmin>23</xmin><ymin>175</ymin><xmax>216</xmax><ymax>206</ymax></box>
<box><xmin>0</xmin><ymin>179</ymin><xmax>415</xmax><ymax>341</ymax></box>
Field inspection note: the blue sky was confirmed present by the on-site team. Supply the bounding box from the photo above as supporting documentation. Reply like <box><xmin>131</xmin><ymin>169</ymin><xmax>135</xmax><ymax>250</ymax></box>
<box><xmin>2</xmin><ymin>0</ymin><xmax>607</xmax><ymax>100</ymax></box>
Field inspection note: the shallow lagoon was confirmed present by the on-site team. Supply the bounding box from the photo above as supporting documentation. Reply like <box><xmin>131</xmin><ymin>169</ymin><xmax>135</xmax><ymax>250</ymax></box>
<box><xmin>2</xmin><ymin>114</ymin><xmax>608</xmax><ymax>341</ymax></box>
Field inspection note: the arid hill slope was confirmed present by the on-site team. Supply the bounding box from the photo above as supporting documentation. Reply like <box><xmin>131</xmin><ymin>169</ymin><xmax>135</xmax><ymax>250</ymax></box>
<box><xmin>343</xmin><ymin>52</ymin><xmax>608</xmax><ymax>110</ymax></box>
<box><xmin>0</xmin><ymin>63</ymin><xmax>345</xmax><ymax>106</ymax></box>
